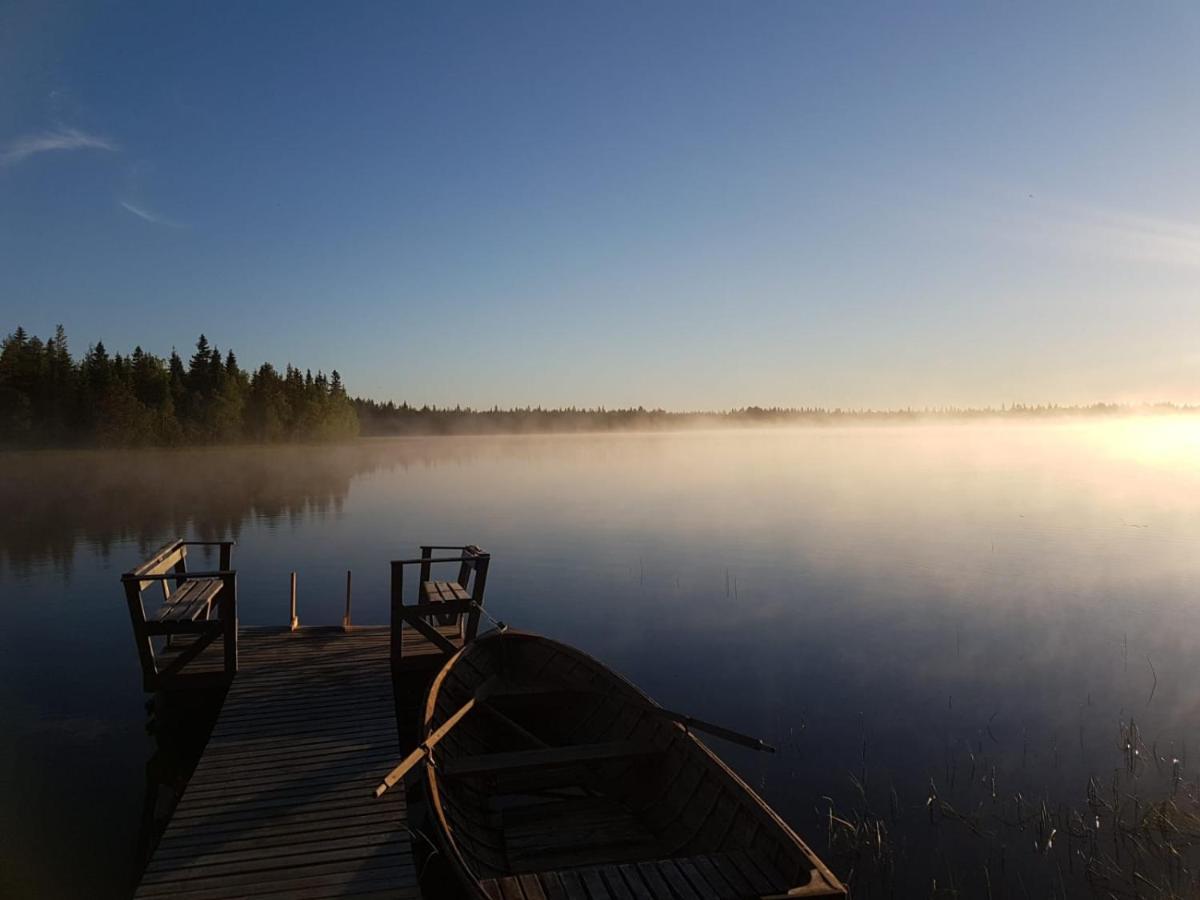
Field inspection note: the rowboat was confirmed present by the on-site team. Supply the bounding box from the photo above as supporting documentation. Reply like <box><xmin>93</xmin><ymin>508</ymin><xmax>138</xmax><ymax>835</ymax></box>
<box><xmin>417</xmin><ymin>630</ymin><xmax>846</xmax><ymax>899</ymax></box>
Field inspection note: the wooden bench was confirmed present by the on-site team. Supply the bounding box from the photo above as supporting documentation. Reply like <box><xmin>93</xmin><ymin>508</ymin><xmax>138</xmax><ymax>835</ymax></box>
<box><xmin>121</xmin><ymin>539</ymin><xmax>237</xmax><ymax>692</ymax></box>
<box><xmin>390</xmin><ymin>544</ymin><xmax>491</xmax><ymax>670</ymax></box>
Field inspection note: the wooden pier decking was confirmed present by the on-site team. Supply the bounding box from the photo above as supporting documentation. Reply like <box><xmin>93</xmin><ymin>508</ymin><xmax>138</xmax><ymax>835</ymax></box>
<box><xmin>134</xmin><ymin>626</ymin><xmax>451</xmax><ymax>900</ymax></box>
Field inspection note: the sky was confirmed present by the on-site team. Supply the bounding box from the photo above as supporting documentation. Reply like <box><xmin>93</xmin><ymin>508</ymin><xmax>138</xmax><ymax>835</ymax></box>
<box><xmin>2</xmin><ymin>1</ymin><xmax>1199</xmax><ymax>410</ymax></box>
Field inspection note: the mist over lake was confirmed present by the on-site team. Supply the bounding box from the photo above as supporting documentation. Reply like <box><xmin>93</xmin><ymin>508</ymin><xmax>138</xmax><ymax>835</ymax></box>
<box><xmin>3</xmin><ymin>420</ymin><xmax>1199</xmax><ymax>897</ymax></box>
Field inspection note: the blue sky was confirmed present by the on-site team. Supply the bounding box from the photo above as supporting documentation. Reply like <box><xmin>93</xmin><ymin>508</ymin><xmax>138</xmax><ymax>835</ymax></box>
<box><xmin>2</xmin><ymin>1</ymin><xmax>1199</xmax><ymax>409</ymax></box>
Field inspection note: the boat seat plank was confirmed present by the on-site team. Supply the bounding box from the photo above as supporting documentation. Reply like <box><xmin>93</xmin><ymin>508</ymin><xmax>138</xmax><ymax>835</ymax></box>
<box><xmin>601</xmin><ymin>866</ymin><xmax>635</xmax><ymax>900</ymax></box>
<box><xmin>727</xmin><ymin>851</ymin><xmax>784</xmax><ymax>895</ymax></box>
<box><xmin>498</xmin><ymin>875</ymin><xmax>527</xmax><ymax>900</ymax></box>
<box><xmin>580</xmin><ymin>868</ymin><xmax>612</xmax><ymax>900</ymax></box>
<box><xmin>616</xmin><ymin>864</ymin><xmax>656</xmax><ymax>900</ymax></box>
<box><xmin>531</xmin><ymin>855</ymin><xmax>770</xmax><ymax>900</ymax></box>
<box><xmin>442</xmin><ymin>740</ymin><xmax>658</xmax><ymax>778</ymax></box>
<box><xmin>656</xmin><ymin>860</ymin><xmax>703</xmax><ymax>900</ymax></box>
<box><xmin>538</xmin><ymin>872</ymin><xmax>568</xmax><ymax>900</ymax></box>
<box><xmin>520</xmin><ymin>873</ymin><xmax>549</xmax><ymax>900</ymax></box>
<box><xmin>706</xmin><ymin>855</ymin><xmax>759</xmax><ymax>897</ymax></box>
<box><xmin>677</xmin><ymin>858</ymin><xmax>722</xmax><ymax>900</ymax></box>
<box><xmin>634</xmin><ymin>862</ymin><xmax>675</xmax><ymax>899</ymax></box>
<box><xmin>558</xmin><ymin>870</ymin><xmax>589</xmax><ymax>900</ymax></box>
<box><xmin>488</xmin><ymin>857</ymin><xmax>759</xmax><ymax>900</ymax></box>
<box><xmin>743</xmin><ymin>849</ymin><xmax>796</xmax><ymax>892</ymax></box>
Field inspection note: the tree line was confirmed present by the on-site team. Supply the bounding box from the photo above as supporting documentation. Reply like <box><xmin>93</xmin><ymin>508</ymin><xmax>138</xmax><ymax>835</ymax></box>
<box><xmin>353</xmin><ymin>397</ymin><xmax>1198</xmax><ymax>436</ymax></box>
<box><xmin>0</xmin><ymin>326</ymin><xmax>358</xmax><ymax>447</ymax></box>
<box><xmin>3</xmin><ymin>325</ymin><xmax>1196</xmax><ymax>448</ymax></box>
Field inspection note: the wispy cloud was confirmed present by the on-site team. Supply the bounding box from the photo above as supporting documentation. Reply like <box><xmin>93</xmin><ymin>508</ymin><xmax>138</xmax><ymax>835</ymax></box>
<box><xmin>1003</xmin><ymin>200</ymin><xmax>1200</xmax><ymax>270</ymax></box>
<box><xmin>119</xmin><ymin>199</ymin><xmax>184</xmax><ymax>228</ymax></box>
<box><xmin>0</xmin><ymin>126</ymin><xmax>118</xmax><ymax>166</ymax></box>
<box><xmin>1072</xmin><ymin>210</ymin><xmax>1200</xmax><ymax>269</ymax></box>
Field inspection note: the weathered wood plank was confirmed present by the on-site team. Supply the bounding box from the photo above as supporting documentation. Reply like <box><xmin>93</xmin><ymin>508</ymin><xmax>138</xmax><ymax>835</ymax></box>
<box><xmin>707</xmin><ymin>854</ymin><xmax>758</xmax><ymax>897</ymax></box>
<box><xmin>676</xmin><ymin>858</ymin><xmax>720</xmax><ymax>900</ymax></box>
<box><xmin>634</xmin><ymin>862</ymin><xmax>675</xmax><ymax>900</ymax></box>
<box><xmin>519</xmin><ymin>873</ymin><xmax>549</xmax><ymax>900</ymax></box>
<box><xmin>134</xmin><ymin>627</ymin><xmax>419</xmax><ymax>900</ymax></box>
<box><xmin>656</xmin><ymin>860</ymin><xmax>703</xmax><ymax>900</ymax></box>
<box><xmin>616</xmin><ymin>864</ymin><xmax>656</xmax><ymax>900</ymax></box>
<box><xmin>727</xmin><ymin>851</ymin><xmax>778</xmax><ymax>895</ymax></box>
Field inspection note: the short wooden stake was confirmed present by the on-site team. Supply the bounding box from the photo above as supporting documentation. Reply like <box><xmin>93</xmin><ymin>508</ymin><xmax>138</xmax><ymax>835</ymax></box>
<box><xmin>289</xmin><ymin>572</ymin><xmax>299</xmax><ymax>631</ymax></box>
<box><xmin>343</xmin><ymin>569</ymin><xmax>353</xmax><ymax>632</ymax></box>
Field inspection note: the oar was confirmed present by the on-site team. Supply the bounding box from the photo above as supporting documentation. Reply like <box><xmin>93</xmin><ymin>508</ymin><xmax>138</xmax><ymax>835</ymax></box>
<box><xmin>374</xmin><ymin>677</ymin><xmax>495</xmax><ymax>797</ymax></box>
<box><xmin>647</xmin><ymin>706</ymin><xmax>775</xmax><ymax>753</ymax></box>
<box><xmin>490</xmin><ymin>680</ymin><xmax>775</xmax><ymax>753</ymax></box>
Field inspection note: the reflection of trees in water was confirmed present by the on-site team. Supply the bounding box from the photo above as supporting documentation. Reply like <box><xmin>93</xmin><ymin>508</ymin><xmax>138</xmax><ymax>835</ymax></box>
<box><xmin>0</xmin><ymin>446</ymin><xmax>360</xmax><ymax>574</ymax></box>
<box><xmin>2</xmin><ymin>432</ymin><xmax>715</xmax><ymax>575</ymax></box>
<box><xmin>0</xmin><ymin>437</ymin><xmax>529</xmax><ymax>575</ymax></box>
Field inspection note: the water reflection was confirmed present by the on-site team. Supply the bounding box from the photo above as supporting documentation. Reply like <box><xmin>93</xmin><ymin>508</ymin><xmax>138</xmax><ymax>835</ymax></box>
<box><xmin>0</xmin><ymin>439</ymin><xmax>513</xmax><ymax>576</ymax></box>
<box><xmin>3</xmin><ymin>424</ymin><xmax>1200</xmax><ymax>897</ymax></box>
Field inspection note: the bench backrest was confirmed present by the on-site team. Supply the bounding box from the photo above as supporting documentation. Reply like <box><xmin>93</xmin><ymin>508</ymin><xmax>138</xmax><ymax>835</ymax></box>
<box><xmin>457</xmin><ymin>544</ymin><xmax>488</xmax><ymax>598</ymax></box>
<box><xmin>129</xmin><ymin>540</ymin><xmax>190</xmax><ymax>603</ymax></box>
<box><xmin>124</xmin><ymin>539</ymin><xmax>235</xmax><ymax>610</ymax></box>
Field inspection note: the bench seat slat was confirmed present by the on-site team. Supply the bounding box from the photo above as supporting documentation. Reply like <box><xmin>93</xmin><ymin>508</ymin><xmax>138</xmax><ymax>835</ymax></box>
<box><xmin>153</xmin><ymin>577</ymin><xmax>223</xmax><ymax>623</ymax></box>
<box><xmin>421</xmin><ymin>581</ymin><xmax>471</xmax><ymax>603</ymax></box>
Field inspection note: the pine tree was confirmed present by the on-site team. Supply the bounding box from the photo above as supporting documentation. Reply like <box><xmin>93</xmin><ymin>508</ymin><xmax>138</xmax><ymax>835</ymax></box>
<box><xmin>188</xmin><ymin>334</ymin><xmax>212</xmax><ymax>396</ymax></box>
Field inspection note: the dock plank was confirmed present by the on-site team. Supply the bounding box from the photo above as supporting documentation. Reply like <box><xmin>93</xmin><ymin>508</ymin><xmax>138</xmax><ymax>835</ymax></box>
<box><xmin>135</xmin><ymin>627</ymin><xmax>418</xmax><ymax>900</ymax></box>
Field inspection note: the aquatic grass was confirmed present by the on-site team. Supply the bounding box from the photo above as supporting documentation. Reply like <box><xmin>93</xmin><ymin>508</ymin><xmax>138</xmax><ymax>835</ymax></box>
<box><xmin>813</xmin><ymin>707</ymin><xmax>1200</xmax><ymax>899</ymax></box>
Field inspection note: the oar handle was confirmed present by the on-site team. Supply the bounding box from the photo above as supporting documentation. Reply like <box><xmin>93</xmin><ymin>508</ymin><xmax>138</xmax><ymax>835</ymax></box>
<box><xmin>374</xmin><ymin>677</ymin><xmax>496</xmax><ymax>797</ymax></box>
<box><xmin>374</xmin><ymin>744</ymin><xmax>429</xmax><ymax>797</ymax></box>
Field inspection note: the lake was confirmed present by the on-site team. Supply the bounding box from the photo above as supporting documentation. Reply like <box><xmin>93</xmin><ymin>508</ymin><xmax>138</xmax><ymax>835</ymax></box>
<box><xmin>3</xmin><ymin>421</ymin><xmax>1200</xmax><ymax>898</ymax></box>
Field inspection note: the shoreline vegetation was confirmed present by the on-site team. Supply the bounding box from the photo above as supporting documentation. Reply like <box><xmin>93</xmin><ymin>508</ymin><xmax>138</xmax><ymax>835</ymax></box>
<box><xmin>2</xmin><ymin>326</ymin><xmax>1197</xmax><ymax>448</ymax></box>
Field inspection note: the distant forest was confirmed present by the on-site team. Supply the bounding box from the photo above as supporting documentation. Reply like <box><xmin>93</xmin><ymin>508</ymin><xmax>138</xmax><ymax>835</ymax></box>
<box><xmin>354</xmin><ymin>398</ymin><xmax>1197</xmax><ymax>435</ymax></box>
<box><xmin>1</xmin><ymin>326</ymin><xmax>1195</xmax><ymax>448</ymax></box>
<box><xmin>0</xmin><ymin>326</ymin><xmax>357</xmax><ymax>447</ymax></box>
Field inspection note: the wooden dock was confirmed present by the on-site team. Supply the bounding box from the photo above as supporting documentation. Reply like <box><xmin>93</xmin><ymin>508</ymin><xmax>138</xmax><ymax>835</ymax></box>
<box><xmin>124</xmin><ymin>543</ymin><xmax>845</xmax><ymax>899</ymax></box>
<box><xmin>134</xmin><ymin>626</ymin><xmax>451</xmax><ymax>900</ymax></box>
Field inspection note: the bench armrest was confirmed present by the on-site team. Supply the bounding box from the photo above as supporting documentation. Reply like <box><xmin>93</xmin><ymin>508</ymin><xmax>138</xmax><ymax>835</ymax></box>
<box><xmin>123</xmin><ymin>569</ymin><xmax>236</xmax><ymax>582</ymax></box>
<box><xmin>392</xmin><ymin>555</ymin><xmax>484</xmax><ymax>566</ymax></box>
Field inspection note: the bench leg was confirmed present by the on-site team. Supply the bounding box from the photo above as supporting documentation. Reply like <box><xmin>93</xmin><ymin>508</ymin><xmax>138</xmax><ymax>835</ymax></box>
<box><xmin>124</xmin><ymin>580</ymin><xmax>158</xmax><ymax>692</ymax></box>
<box><xmin>221</xmin><ymin>575</ymin><xmax>238</xmax><ymax>677</ymax></box>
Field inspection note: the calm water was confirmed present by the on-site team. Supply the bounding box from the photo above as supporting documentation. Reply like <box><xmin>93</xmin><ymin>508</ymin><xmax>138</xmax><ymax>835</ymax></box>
<box><xmin>3</xmin><ymin>422</ymin><xmax>1200</xmax><ymax>898</ymax></box>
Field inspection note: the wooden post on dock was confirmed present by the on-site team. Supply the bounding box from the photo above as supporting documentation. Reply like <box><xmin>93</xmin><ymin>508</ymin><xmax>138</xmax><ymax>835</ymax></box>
<box><xmin>343</xmin><ymin>569</ymin><xmax>353</xmax><ymax>632</ymax></box>
<box><xmin>289</xmin><ymin>572</ymin><xmax>299</xmax><ymax>631</ymax></box>
<box><xmin>390</xmin><ymin>560</ymin><xmax>402</xmax><ymax>667</ymax></box>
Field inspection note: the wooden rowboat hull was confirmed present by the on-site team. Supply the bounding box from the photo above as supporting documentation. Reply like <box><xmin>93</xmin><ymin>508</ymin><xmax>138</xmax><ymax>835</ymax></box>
<box><xmin>423</xmin><ymin>631</ymin><xmax>846</xmax><ymax>899</ymax></box>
